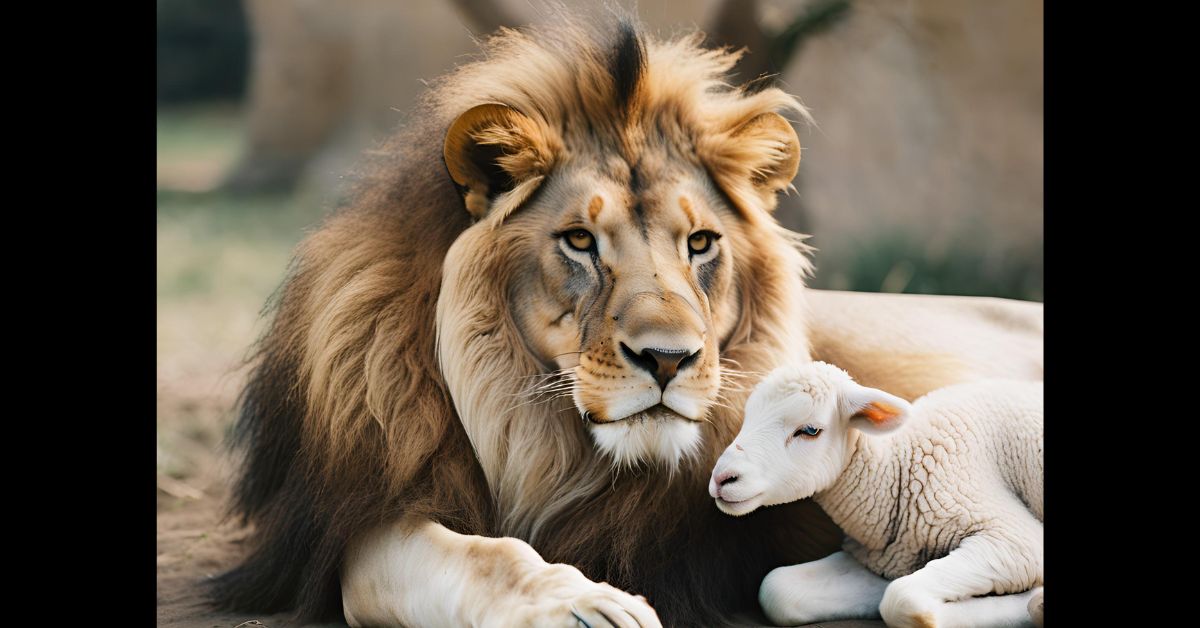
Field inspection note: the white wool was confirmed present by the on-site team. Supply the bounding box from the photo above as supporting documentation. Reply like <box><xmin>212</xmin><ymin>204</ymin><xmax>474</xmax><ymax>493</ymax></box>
<box><xmin>712</xmin><ymin>362</ymin><xmax>1043</xmax><ymax>627</ymax></box>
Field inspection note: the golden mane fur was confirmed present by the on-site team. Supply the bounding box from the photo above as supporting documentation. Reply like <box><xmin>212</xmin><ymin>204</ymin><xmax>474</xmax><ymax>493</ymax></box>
<box><xmin>213</xmin><ymin>13</ymin><xmax>843</xmax><ymax>624</ymax></box>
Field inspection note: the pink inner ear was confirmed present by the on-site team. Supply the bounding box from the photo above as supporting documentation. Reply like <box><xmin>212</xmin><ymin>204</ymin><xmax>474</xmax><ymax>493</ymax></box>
<box><xmin>856</xmin><ymin>401</ymin><xmax>901</xmax><ymax>425</ymax></box>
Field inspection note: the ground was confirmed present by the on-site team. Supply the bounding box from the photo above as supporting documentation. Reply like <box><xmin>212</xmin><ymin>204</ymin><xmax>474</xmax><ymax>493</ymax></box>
<box><xmin>157</xmin><ymin>105</ymin><xmax>333</xmax><ymax>627</ymax></box>
<box><xmin>155</xmin><ymin>104</ymin><xmax>890</xmax><ymax>628</ymax></box>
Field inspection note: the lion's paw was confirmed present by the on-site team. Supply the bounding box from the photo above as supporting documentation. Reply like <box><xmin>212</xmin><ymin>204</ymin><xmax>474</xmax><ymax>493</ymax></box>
<box><xmin>485</xmin><ymin>563</ymin><xmax>661</xmax><ymax>628</ymax></box>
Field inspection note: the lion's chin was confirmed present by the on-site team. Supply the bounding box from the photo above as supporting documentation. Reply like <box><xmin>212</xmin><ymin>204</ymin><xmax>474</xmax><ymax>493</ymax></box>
<box><xmin>587</xmin><ymin>409</ymin><xmax>702</xmax><ymax>471</ymax></box>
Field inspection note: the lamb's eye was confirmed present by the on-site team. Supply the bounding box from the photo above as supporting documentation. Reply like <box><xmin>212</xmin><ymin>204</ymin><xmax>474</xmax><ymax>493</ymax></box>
<box><xmin>792</xmin><ymin>425</ymin><xmax>822</xmax><ymax>440</ymax></box>
<box><xmin>564</xmin><ymin>229</ymin><xmax>595</xmax><ymax>252</ymax></box>
<box><xmin>688</xmin><ymin>230</ymin><xmax>720</xmax><ymax>256</ymax></box>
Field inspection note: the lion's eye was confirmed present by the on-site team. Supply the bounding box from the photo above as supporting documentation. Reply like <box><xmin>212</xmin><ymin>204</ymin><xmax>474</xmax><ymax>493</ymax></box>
<box><xmin>792</xmin><ymin>425</ymin><xmax>822</xmax><ymax>440</ymax></box>
<box><xmin>564</xmin><ymin>229</ymin><xmax>596</xmax><ymax>252</ymax></box>
<box><xmin>688</xmin><ymin>231</ymin><xmax>719</xmax><ymax>256</ymax></box>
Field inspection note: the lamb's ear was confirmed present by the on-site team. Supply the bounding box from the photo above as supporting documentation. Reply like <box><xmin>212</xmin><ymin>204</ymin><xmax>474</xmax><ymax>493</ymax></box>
<box><xmin>841</xmin><ymin>383</ymin><xmax>912</xmax><ymax>436</ymax></box>
<box><xmin>443</xmin><ymin>103</ymin><xmax>554</xmax><ymax>221</ymax></box>
<box><xmin>703</xmin><ymin>112</ymin><xmax>801</xmax><ymax>218</ymax></box>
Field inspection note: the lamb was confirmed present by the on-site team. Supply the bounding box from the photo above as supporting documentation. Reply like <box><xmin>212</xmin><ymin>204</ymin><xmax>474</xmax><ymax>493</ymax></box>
<box><xmin>709</xmin><ymin>361</ymin><xmax>1043</xmax><ymax>628</ymax></box>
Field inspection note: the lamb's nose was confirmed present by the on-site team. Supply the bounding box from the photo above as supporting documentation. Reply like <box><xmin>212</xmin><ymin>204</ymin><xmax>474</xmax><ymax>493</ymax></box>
<box><xmin>710</xmin><ymin>469</ymin><xmax>740</xmax><ymax>499</ymax></box>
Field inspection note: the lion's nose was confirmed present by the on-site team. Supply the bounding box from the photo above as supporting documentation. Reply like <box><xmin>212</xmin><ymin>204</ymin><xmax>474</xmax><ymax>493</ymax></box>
<box><xmin>620</xmin><ymin>344</ymin><xmax>701</xmax><ymax>390</ymax></box>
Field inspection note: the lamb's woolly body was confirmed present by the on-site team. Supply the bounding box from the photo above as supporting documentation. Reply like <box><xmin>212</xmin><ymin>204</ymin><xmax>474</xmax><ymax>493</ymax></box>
<box><xmin>717</xmin><ymin>367</ymin><xmax>1044</xmax><ymax>626</ymax></box>
<box><xmin>816</xmin><ymin>379</ymin><xmax>1044</xmax><ymax>584</ymax></box>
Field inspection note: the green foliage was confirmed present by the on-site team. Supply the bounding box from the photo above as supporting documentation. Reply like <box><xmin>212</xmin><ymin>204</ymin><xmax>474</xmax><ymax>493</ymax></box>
<box><xmin>157</xmin><ymin>0</ymin><xmax>249</xmax><ymax>103</ymax></box>
<box><xmin>156</xmin><ymin>105</ymin><xmax>243</xmax><ymax>155</ymax></box>
<box><xmin>811</xmin><ymin>232</ymin><xmax>1043</xmax><ymax>302</ymax></box>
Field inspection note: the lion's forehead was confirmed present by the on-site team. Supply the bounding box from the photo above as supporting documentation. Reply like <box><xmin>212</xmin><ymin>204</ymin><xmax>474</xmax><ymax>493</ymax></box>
<box><xmin>551</xmin><ymin>167</ymin><xmax>726</xmax><ymax>234</ymax></box>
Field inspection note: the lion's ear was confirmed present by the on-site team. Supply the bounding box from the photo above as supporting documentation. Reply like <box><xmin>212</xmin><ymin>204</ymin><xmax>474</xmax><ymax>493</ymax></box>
<box><xmin>443</xmin><ymin>103</ymin><xmax>554</xmax><ymax>220</ymax></box>
<box><xmin>736</xmin><ymin>113</ymin><xmax>801</xmax><ymax>196</ymax></box>
<box><xmin>704</xmin><ymin>112</ymin><xmax>801</xmax><ymax>218</ymax></box>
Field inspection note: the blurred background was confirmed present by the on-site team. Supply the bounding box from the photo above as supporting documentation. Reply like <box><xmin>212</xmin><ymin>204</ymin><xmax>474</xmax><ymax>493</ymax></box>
<box><xmin>156</xmin><ymin>1</ymin><xmax>1041</xmax><ymax>624</ymax></box>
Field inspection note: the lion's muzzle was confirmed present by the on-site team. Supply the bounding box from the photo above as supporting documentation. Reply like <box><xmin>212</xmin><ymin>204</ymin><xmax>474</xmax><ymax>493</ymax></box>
<box><xmin>619</xmin><ymin>344</ymin><xmax>701</xmax><ymax>391</ymax></box>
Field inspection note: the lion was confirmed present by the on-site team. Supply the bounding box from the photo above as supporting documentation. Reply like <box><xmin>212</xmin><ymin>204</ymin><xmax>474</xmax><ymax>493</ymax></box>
<box><xmin>210</xmin><ymin>15</ymin><xmax>1043</xmax><ymax>627</ymax></box>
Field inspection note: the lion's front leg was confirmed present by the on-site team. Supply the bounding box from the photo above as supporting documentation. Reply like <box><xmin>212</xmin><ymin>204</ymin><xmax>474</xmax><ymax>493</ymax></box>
<box><xmin>341</xmin><ymin>516</ymin><xmax>661</xmax><ymax>628</ymax></box>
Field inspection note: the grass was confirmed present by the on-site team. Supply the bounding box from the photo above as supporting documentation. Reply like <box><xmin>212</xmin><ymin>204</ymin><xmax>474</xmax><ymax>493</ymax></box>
<box><xmin>157</xmin><ymin>104</ymin><xmax>329</xmax><ymax>490</ymax></box>
<box><xmin>156</xmin><ymin>103</ymin><xmax>247</xmax><ymax>192</ymax></box>
<box><xmin>809</xmin><ymin>232</ymin><xmax>1043</xmax><ymax>302</ymax></box>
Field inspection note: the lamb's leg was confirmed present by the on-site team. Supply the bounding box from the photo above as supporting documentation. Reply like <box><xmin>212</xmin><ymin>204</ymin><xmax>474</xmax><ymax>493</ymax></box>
<box><xmin>1027</xmin><ymin>586</ymin><xmax>1044</xmax><ymax>627</ymax></box>
<box><xmin>938</xmin><ymin>589</ymin><xmax>1040</xmax><ymax>628</ymax></box>
<box><xmin>759</xmin><ymin>551</ymin><xmax>889</xmax><ymax>625</ymax></box>
<box><xmin>879</xmin><ymin>530</ymin><xmax>1043</xmax><ymax>628</ymax></box>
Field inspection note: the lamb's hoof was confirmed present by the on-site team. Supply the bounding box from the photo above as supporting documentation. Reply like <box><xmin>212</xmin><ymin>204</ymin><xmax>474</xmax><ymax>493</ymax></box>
<box><xmin>880</xmin><ymin>580</ymin><xmax>939</xmax><ymax>628</ymax></box>
<box><xmin>885</xmin><ymin>610</ymin><xmax>938</xmax><ymax>628</ymax></box>
<box><xmin>1028</xmin><ymin>587</ymin><xmax>1044</xmax><ymax>627</ymax></box>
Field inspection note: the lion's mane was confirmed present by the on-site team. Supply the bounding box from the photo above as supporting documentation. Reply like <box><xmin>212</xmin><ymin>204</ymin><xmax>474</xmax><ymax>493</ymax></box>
<box><xmin>212</xmin><ymin>14</ymin><xmax>842</xmax><ymax>624</ymax></box>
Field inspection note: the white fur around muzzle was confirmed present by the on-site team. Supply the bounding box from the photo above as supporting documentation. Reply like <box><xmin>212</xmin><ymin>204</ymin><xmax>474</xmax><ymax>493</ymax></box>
<box><xmin>588</xmin><ymin>417</ymin><xmax>702</xmax><ymax>471</ymax></box>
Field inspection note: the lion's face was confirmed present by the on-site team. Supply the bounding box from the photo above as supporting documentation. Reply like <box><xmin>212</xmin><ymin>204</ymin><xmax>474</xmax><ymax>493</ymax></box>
<box><xmin>439</xmin><ymin>60</ymin><xmax>803</xmax><ymax>471</ymax></box>
<box><xmin>505</xmin><ymin>157</ymin><xmax>743</xmax><ymax>467</ymax></box>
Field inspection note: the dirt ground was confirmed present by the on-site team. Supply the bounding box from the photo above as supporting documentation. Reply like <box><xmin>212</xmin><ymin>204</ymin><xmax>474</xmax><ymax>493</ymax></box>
<box><xmin>155</xmin><ymin>226</ymin><xmax>318</xmax><ymax>628</ymax></box>
<box><xmin>155</xmin><ymin>354</ymin><xmax>306</xmax><ymax>628</ymax></box>
<box><xmin>157</xmin><ymin>106</ymin><xmax>335</xmax><ymax>627</ymax></box>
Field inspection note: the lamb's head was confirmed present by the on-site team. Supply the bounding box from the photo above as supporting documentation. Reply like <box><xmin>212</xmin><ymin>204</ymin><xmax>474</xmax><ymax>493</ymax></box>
<box><xmin>709</xmin><ymin>361</ymin><xmax>912</xmax><ymax>516</ymax></box>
